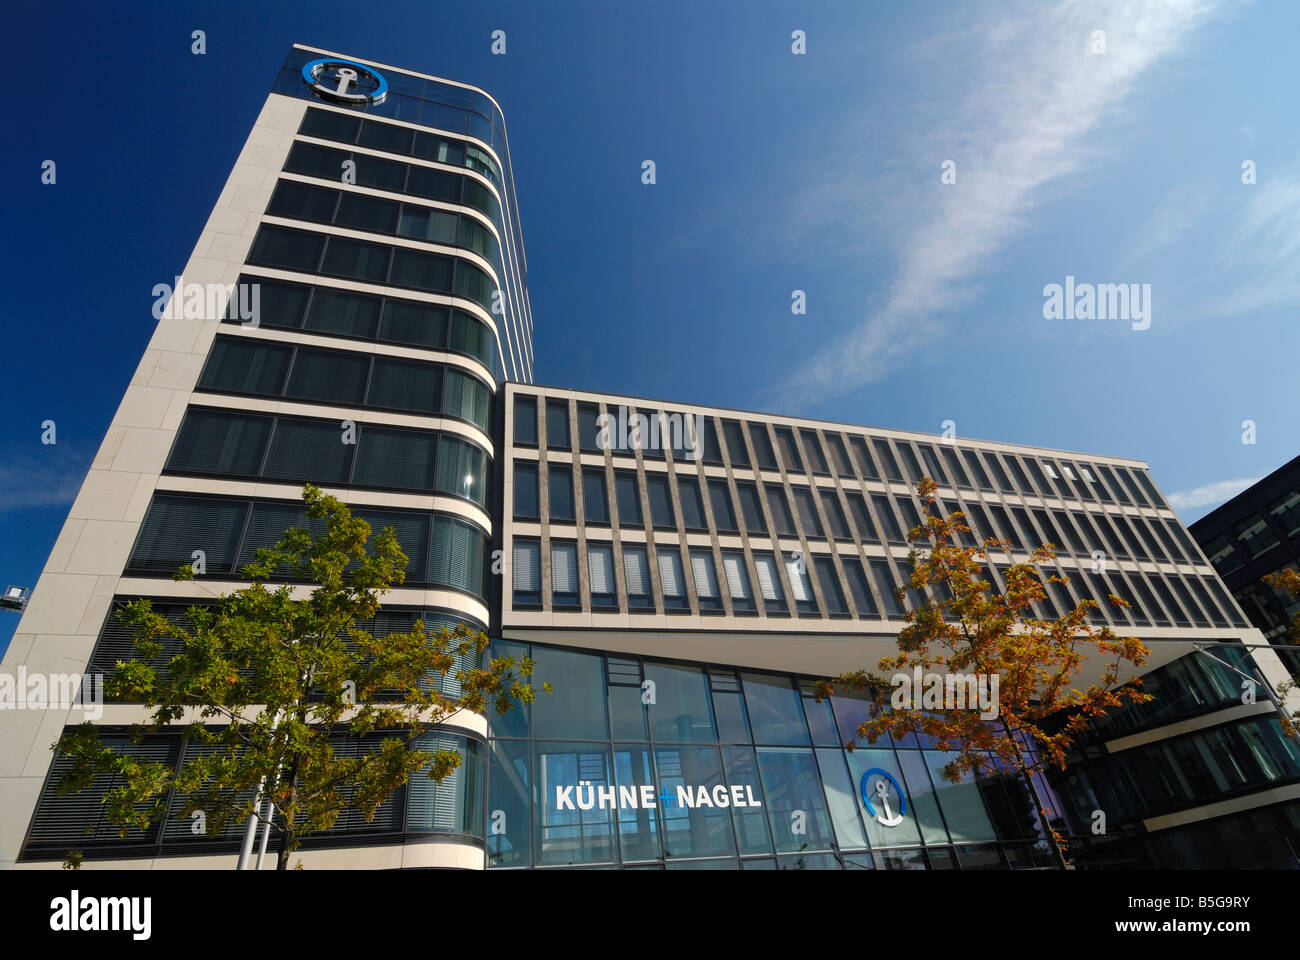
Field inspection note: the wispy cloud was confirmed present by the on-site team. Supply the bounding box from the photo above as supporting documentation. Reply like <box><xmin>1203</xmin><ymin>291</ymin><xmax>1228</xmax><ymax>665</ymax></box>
<box><xmin>1116</xmin><ymin>182</ymin><xmax>1210</xmax><ymax>271</ymax></box>
<box><xmin>0</xmin><ymin>447</ymin><xmax>90</xmax><ymax>512</ymax></box>
<box><xmin>777</xmin><ymin>0</ymin><xmax>1234</xmax><ymax>407</ymax></box>
<box><xmin>1166</xmin><ymin>475</ymin><xmax>1260</xmax><ymax>511</ymax></box>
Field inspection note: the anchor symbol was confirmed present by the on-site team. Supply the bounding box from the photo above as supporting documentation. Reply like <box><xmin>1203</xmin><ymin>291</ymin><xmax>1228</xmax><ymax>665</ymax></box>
<box><xmin>872</xmin><ymin>777</ymin><xmax>904</xmax><ymax>827</ymax></box>
<box><xmin>330</xmin><ymin>67</ymin><xmax>358</xmax><ymax>98</ymax></box>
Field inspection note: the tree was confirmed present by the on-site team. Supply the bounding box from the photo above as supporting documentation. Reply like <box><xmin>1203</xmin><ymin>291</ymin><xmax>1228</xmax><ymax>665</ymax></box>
<box><xmin>1261</xmin><ymin>567</ymin><xmax>1300</xmax><ymax>739</ymax></box>
<box><xmin>55</xmin><ymin>484</ymin><xmax>545</xmax><ymax>869</ymax></box>
<box><xmin>815</xmin><ymin>478</ymin><xmax>1151</xmax><ymax>868</ymax></box>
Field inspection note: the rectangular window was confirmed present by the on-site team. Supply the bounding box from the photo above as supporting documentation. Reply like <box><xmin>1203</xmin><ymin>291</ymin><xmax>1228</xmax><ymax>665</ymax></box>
<box><xmin>793</xmin><ymin>487</ymin><xmax>824</xmax><ymax>538</ymax></box>
<box><xmin>826</xmin><ymin>434</ymin><xmax>854</xmax><ymax>477</ymax></box>
<box><xmin>751</xmin><ymin>553</ymin><xmax>786</xmax><ymax>614</ymax></box>
<box><xmin>722</xmin><ymin>420</ymin><xmax>750</xmax><ymax>468</ymax></box>
<box><xmin>549</xmin><ymin>465</ymin><xmax>575</xmax><ymax>522</ymax></box>
<box><xmin>709</xmin><ymin>479</ymin><xmax>738</xmax><ymax>532</ymax></box>
<box><xmin>1234</xmin><ymin>513</ymin><xmax>1280</xmax><ymax>559</ymax></box>
<box><xmin>736</xmin><ymin>481</ymin><xmax>767</xmax><ymax>535</ymax></box>
<box><xmin>615</xmin><ymin>471</ymin><xmax>642</xmax><ymax>527</ymax></box>
<box><xmin>774</xmin><ymin>427</ymin><xmax>803</xmax><ymax>473</ymax></box>
<box><xmin>1002</xmin><ymin>455</ymin><xmax>1033</xmax><ymax>493</ymax></box>
<box><xmin>551</xmin><ymin>542</ymin><xmax>580</xmax><ymax>608</ymax></box>
<box><xmin>800</xmin><ymin>430</ymin><xmax>829</xmax><ymax>474</ymax></box>
<box><xmin>870</xmin><ymin>559</ymin><xmax>906</xmax><ymax>617</ymax></box>
<box><xmin>513</xmin><ymin>539</ymin><xmax>540</xmax><ymax>605</ymax></box>
<box><xmin>845</xmin><ymin>493</ymin><xmax>877</xmax><ymax>542</ymax></box>
<box><xmin>1269</xmin><ymin>490</ymin><xmax>1300</xmax><ymax>538</ymax></box>
<box><xmin>690</xmin><ymin>550</ymin><xmax>723</xmax><ymax>613</ymax></box>
<box><xmin>983</xmin><ymin>452</ymin><xmax>1011</xmax><ymax>491</ymax></box>
<box><xmin>897</xmin><ymin>443</ymin><xmax>925</xmax><ymax>483</ymax></box>
<box><xmin>918</xmin><ymin>444</ymin><xmax>948</xmax><ymax>485</ymax></box>
<box><xmin>514</xmin><ymin>462</ymin><xmax>539</xmax><ymax>519</ymax></box>
<box><xmin>749</xmin><ymin>424</ymin><xmax>778</xmax><ymax>470</ymax></box>
<box><xmin>701</xmin><ymin>418</ymin><xmax>724</xmax><ymax>465</ymax></box>
<box><xmin>723</xmin><ymin>551</ymin><xmax>758</xmax><ymax>614</ymax></box>
<box><xmin>582</xmin><ymin>468</ymin><xmax>609</xmax><ymax>525</ymax></box>
<box><xmin>647</xmin><ymin>474</ymin><xmax>676</xmax><ymax>528</ymax></box>
<box><xmin>766</xmin><ymin>485</ymin><xmax>796</xmax><ymax>536</ymax></box>
<box><xmin>513</xmin><ymin>396</ymin><xmax>537</xmax><ymax>445</ymax></box>
<box><xmin>304</xmin><ymin>287</ymin><xmax>381</xmax><ymax>339</ymax></box>
<box><xmin>546</xmin><ymin>399</ymin><xmax>571</xmax><ymax>450</ymax></box>
<box><xmin>963</xmin><ymin>450</ymin><xmax>993</xmax><ymax>490</ymax></box>
<box><xmin>588</xmin><ymin>543</ymin><xmax>617</xmax><ymax>610</ymax></box>
<box><xmin>786</xmin><ymin>554</ymin><xmax>818</xmax><ymax>616</ymax></box>
<box><xmin>578</xmin><ymin>404</ymin><xmax>602</xmax><ymax>452</ymax></box>
<box><xmin>872</xmin><ymin>439</ymin><xmax>902</xmax><ymax>481</ymax></box>
<box><xmin>850</xmin><ymin>437</ymin><xmax>878</xmax><ymax>479</ymax></box>
<box><xmin>872</xmin><ymin>495</ymin><xmax>905</xmax><ymax>544</ymax></box>
<box><xmin>841</xmin><ymin>557</ymin><xmax>879</xmax><ymax>617</ymax></box>
<box><xmin>941</xmin><ymin>446</ymin><xmax>970</xmax><ymax>488</ymax></box>
<box><xmin>814</xmin><ymin>557</ymin><xmax>848</xmax><ymax>616</ymax></box>
<box><xmin>623</xmin><ymin>546</ymin><xmax>654</xmax><ymax>611</ymax></box>
<box><xmin>821</xmin><ymin>491</ymin><xmax>851</xmax><ymax>540</ymax></box>
<box><xmin>677</xmin><ymin>475</ymin><xmax>707</xmax><ymax>530</ymax></box>
<box><xmin>657</xmin><ymin>548</ymin><xmax>689</xmax><ymax>611</ymax></box>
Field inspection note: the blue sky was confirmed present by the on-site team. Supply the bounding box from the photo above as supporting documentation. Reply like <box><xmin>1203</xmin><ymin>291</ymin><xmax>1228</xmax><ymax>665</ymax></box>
<box><xmin>2</xmin><ymin>0</ymin><xmax>1298</xmax><ymax>654</ymax></box>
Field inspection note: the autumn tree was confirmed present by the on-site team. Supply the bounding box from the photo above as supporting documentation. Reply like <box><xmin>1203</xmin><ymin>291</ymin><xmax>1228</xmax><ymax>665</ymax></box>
<box><xmin>55</xmin><ymin>484</ymin><xmax>544</xmax><ymax>869</ymax></box>
<box><xmin>817</xmin><ymin>478</ymin><xmax>1151</xmax><ymax>869</ymax></box>
<box><xmin>1261</xmin><ymin>567</ymin><xmax>1300</xmax><ymax>738</ymax></box>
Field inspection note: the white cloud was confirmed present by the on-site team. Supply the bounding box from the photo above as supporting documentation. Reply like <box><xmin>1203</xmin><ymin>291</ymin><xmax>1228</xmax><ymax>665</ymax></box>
<box><xmin>0</xmin><ymin>449</ymin><xmax>89</xmax><ymax>512</ymax></box>
<box><xmin>1166</xmin><ymin>475</ymin><xmax>1260</xmax><ymax>511</ymax></box>
<box><xmin>1117</xmin><ymin>183</ymin><xmax>1210</xmax><ymax>271</ymax></box>
<box><xmin>777</xmin><ymin>0</ymin><xmax>1234</xmax><ymax>407</ymax></box>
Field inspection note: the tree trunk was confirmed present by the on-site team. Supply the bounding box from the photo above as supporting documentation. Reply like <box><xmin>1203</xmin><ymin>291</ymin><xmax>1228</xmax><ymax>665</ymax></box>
<box><xmin>1002</xmin><ymin>719</ymin><xmax>1070</xmax><ymax>870</ymax></box>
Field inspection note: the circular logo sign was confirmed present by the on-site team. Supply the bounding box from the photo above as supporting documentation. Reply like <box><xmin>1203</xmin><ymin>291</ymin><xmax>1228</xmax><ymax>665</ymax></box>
<box><xmin>860</xmin><ymin>768</ymin><xmax>906</xmax><ymax>827</ymax></box>
<box><xmin>301</xmin><ymin>58</ymin><xmax>388</xmax><ymax>105</ymax></box>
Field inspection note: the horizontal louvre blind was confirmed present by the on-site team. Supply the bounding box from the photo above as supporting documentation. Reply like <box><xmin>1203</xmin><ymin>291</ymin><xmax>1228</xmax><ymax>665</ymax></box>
<box><xmin>623</xmin><ymin>547</ymin><xmax>650</xmax><ymax>595</ymax></box>
<box><xmin>239</xmin><ymin>503</ymin><xmax>317</xmax><ymax>570</ymax></box>
<box><xmin>262</xmin><ymin>418</ymin><xmax>353</xmax><ymax>484</ymax></box>
<box><xmin>588</xmin><ymin>544</ymin><xmax>614</xmax><ymax>595</ymax></box>
<box><xmin>723</xmin><ymin>553</ymin><xmax>752</xmax><ymax>600</ymax></box>
<box><xmin>406</xmin><ymin>735</ymin><xmax>473</xmax><ymax>834</ymax></box>
<box><xmin>163</xmin><ymin>739</ymin><xmax>256</xmax><ymax>841</ymax></box>
<box><xmin>551</xmin><ymin>543</ymin><xmax>578</xmax><ymax>593</ymax></box>
<box><xmin>513</xmin><ymin>541</ymin><xmax>540</xmax><ymax>592</ymax></box>
<box><xmin>435</xmin><ymin>435</ymin><xmax>488</xmax><ymax>504</ymax></box>
<box><xmin>131</xmin><ymin>497</ymin><xmax>248</xmax><ymax>575</ymax></box>
<box><xmin>355</xmin><ymin>426</ymin><xmax>437</xmax><ymax>490</ymax></box>
<box><xmin>657</xmin><ymin>549</ymin><xmax>684</xmax><ymax>597</ymax></box>
<box><xmin>358</xmin><ymin>510</ymin><xmax>431</xmax><ymax>584</ymax></box>
<box><xmin>691</xmin><ymin>551</ymin><xmax>719</xmax><ymax>598</ymax></box>
<box><xmin>786</xmin><ymin>557</ymin><xmax>810</xmax><ymax>602</ymax></box>
<box><xmin>167</xmin><ymin>409</ymin><xmax>271</xmax><ymax>476</ymax></box>
<box><xmin>752</xmin><ymin>555</ymin><xmax>781</xmax><ymax>601</ymax></box>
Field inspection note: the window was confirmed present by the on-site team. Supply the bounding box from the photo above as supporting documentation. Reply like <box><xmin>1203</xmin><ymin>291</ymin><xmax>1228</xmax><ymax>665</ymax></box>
<box><xmin>722</xmin><ymin>420</ymin><xmax>750</xmax><ymax>468</ymax></box>
<box><xmin>658</xmin><ymin>548</ymin><xmax>689</xmax><ymax>611</ymax></box>
<box><xmin>546</xmin><ymin>399</ymin><xmax>571</xmax><ymax>449</ymax></box>
<box><xmin>248</xmin><ymin>224</ymin><xmax>326</xmax><ymax>273</ymax></box>
<box><xmin>701</xmin><ymin>418</ymin><xmax>724</xmax><ymax>465</ymax></box>
<box><xmin>709</xmin><ymin>479</ymin><xmax>738</xmax><ymax>532</ymax></box>
<box><xmin>722</xmin><ymin>551</ymin><xmax>757</xmax><ymax>614</ymax></box>
<box><xmin>820</xmin><ymin>491</ymin><xmax>851</xmax><ymax>540</ymax></box>
<box><xmin>615</xmin><ymin>472</ymin><xmax>643</xmax><ymax>526</ymax></box>
<box><xmin>800</xmin><ymin>430</ymin><xmax>829</xmax><ymax>474</ymax></box>
<box><xmin>436</xmin><ymin>435</ymin><xmax>488</xmax><ymax>505</ymax></box>
<box><xmin>354</xmin><ymin>425</ymin><xmax>436</xmax><ymax>490</ymax></box>
<box><xmin>751</xmin><ymin>553</ymin><xmax>786</xmax><ymax>614</ymax></box>
<box><xmin>514</xmin><ymin>396</ymin><xmax>537</xmax><ymax>445</ymax></box>
<box><xmin>677</xmin><ymin>476</ymin><xmax>707</xmax><ymax>530</ymax></box>
<box><xmin>850</xmin><ymin>437</ymin><xmax>878</xmax><ymax>479</ymax></box>
<box><xmin>647</xmin><ymin>474</ymin><xmax>676</xmax><ymax>528</ymax></box>
<box><xmin>304</xmin><ymin>288</ymin><xmax>382</xmax><ymax>339</ymax></box>
<box><xmin>918</xmin><ymin>444</ymin><xmax>947</xmax><ymax>485</ymax></box>
<box><xmin>963</xmin><ymin>450</ymin><xmax>993</xmax><ymax>490</ymax></box>
<box><xmin>736</xmin><ymin>482</ymin><xmax>767</xmax><ymax>534</ymax></box>
<box><xmin>335</xmin><ymin>191</ymin><xmax>400</xmax><ymax>234</ymax></box>
<box><xmin>322</xmin><ymin>235</ymin><xmax>391</xmax><ymax>283</ymax></box>
<box><xmin>551</xmin><ymin>542</ymin><xmax>580</xmax><ymax>608</ymax></box>
<box><xmin>198</xmin><ymin>337</ymin><xmax>293</xmax><ymax>396</ymax></box>
<box><xmin>826</xmin><ymin>434</ymin><xmax>854</xmax><ymax>477</ymax></box>
<box><xmin>793</xmin><ymin>488</ymin><xmax>824</xmax><ymax>538</ymax></box>
<box><xmin>872</xmin><ymin>495</ymin><xmax>905</xmax><ymax>544</ymax></box>
<box><xmin>941</xmin><ymin>447</ymin><xmax>970</xmax><ymax>488</ymax></box>
<box><xmin>588</xmin><ymin>544</ymin><xmax>617</xmax><ymax>609</ymax></box>
<box><xmin>578</xmin><ymin>404</ymin><xmax>602</xmax><ymax>452</ymax></box>
<box><xmin>368</xmin><ymin>356</ymin><xmax>441</xmax><ymax>414</ymax></box>
<box><xmin>167</xmin><ymin>409</ymin><xmax>272</xmax><ymax>477</ymax></box>
<box><xmin>870</xmin><ymin>559</ymin><xmax>906</xmax><ymax>617</ymax></box>
<box><xmin>623</xmin><ymin>546</ymin><xmax>654</xmax><ymax>611</ymax></box>
<box><xmin>786</xmin><ymin>554</ymin><xmax>818</xmax><ymax>616</ymax></box>
<box><xmin>1234</xmin><ymin>513</ymin><xmax>1280</xmax><ymax>559</ymax></box>
<box><xmin>749</xmin><ymin>424</ymin><xmax>778</xmax><ymax>470</ymax></box>
<box><xmin>841</xmin><ymin>557</ymin><xmax>879</xmax><ymax>617</ymax></box>
<box><xmin>1270</xmin><ymin>491</ymin><xmax>1300</xmax><ymax>538</ymax></box>
<box><xmin>897</xmin><ymin>443</ymin><xmax>925</xmax><ymax>483</ymax></box>
<box><xmin>514</xmin><ymin>462</ymin><xmax>539</xmax><ymax>519</ymax></box>
<box><xmin>691</xmin><ymin>550</ymin><xmax>723</xmax><ymax>612</ymax></box>
<box><xmin>845</xmin><ymin>493</ymin><xmax>877</xmax><ymax>543</ymax></box>
<box><xmin>983</xmin><ymin>452</ymin><xmax>1011</xmax><ymax>491</ymax></box>
<box><xmin>582</xmin><ymin>469</ymin><xmax>609</xmax><ymax>525</ymax></box>
<box><xmin>814</xmin><ymin>557</ymin><xmax>848</xmax><ymax>616</ymax></box>
<box><xmin>766</xmin><ymin>485</ymin><xmax>796</xmax><ymax>536</ymax></box>
<box><xmin>549</xmin><ymin>466</ymin><xmax>575</xmax><ymax>522</ymax></box>
<box><xmin>872</xmin><ymin>439</ymin><xmax>902</xmax><ymax>481</ymax></box>
<box><xmin>513</xmin><ymin>540</ymin><xmax>541</xmax><ymax>605</ymax></box>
